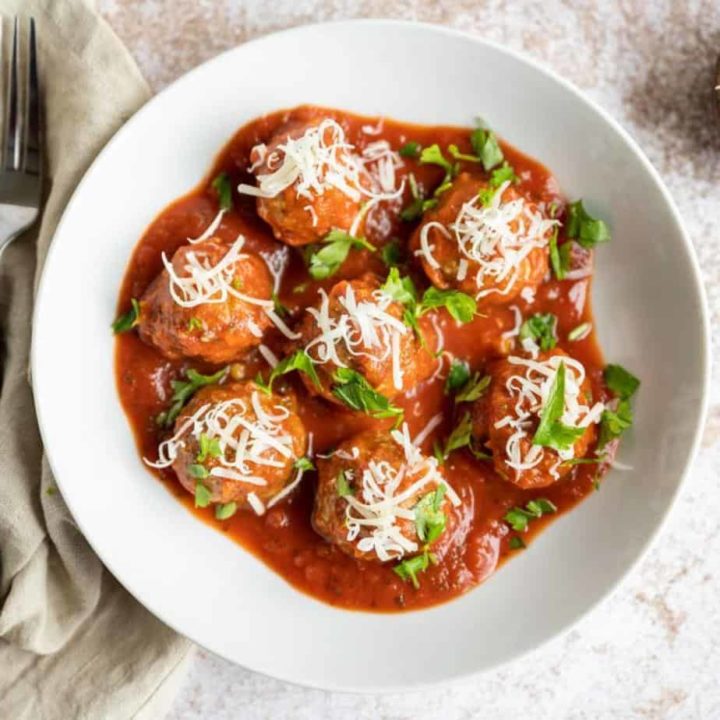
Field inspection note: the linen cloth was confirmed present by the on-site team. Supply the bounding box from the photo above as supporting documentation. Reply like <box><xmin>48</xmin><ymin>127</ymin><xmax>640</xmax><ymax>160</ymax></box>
<box><xmin>0</xmin><ymin>0</ymin><xmax>192</xmax><ymax>717</ymax></box>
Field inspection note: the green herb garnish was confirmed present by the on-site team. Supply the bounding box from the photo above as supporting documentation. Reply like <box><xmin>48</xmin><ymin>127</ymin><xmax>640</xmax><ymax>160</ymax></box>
<box><xmin>417</xmin><ymin>287</ymin><xmax>477</xmax><ymax>323</ymax></box>
<box><xmin>331</xmin><ymin>368</ymin><xmax>403</xmax><ymax>420</ymax></box>
<box><xmin>211</xmin><ymin>172</ymin><xmax>233</xmax><ymax>211</ymax></box>
<box><xmin>445</xmin><ymin>359</ymin><xmax>471</xmax><ymax>395</ymax></box>
<box><xmin>294</xmin><ymin>456</ymin><xmax>315</xmax><ymax>472</ymax></box>
<box><xmin>532</xmin><ymin>363</ymin><xmax>585</xmax><ymax>451</ymax></box>
<box><xmin>215</xmin><ymin>502</ymin><xmax>237</xmax><ymax>520</ymax></box>
<box><xmin>604</xmin><ymin>364</ymin><xmax>640</xmax><ymax>399</ymax></box>
<box><xmin>415</xmin><ymin>486</ymin><xmax>447</xmax><ymax>544</ymax></box>
<box><xmin>597</xmin><ymin>363</ymin><xmax>640</xmax><ymax>450</ymax></box>
<box><xmin>566</xmin><ymin>200</ymin><xmax>610</xmax><ymax>248</ymax></box>
<box><xmin>399</xmin><ymin>141</ymin><xmax>422</xmax><ymax>158</ymax></box>
<box><xmin>520</xmin><ymin>313</ymin><xmax>558</xmax><ymax>352</ymax></box>
<box><xmin>262</xmin><ymin>350</ymin><xmax>322</xmax><ymax>393</ymax></box>
<box><xmin>112</xmin><ymin>298</ymin><xmax>140</xmax><ymax>334</ymax></box>
<box><xmin>490</xmin><ymin>161</ymin><xmax>518</xmax><ymax>187</ymax></box>
<box><xmin>194</xmin><ymin>482</ymin><xmax>212</xmax><ymax>508</ymax></box>
<box><xmin>568</xmin><ymin>322</ymin><xmax>592</xmax><ymax>342</ymax></box>
<box><xmin>393</xmin><ymin>549</ymin><xmax>435</xmax><ymax>589</ymax></box>
<box><xmin>470</xmin><ymin>127</ymin><xmax>504</xmax><ymax>171</ymax></box>
<box><xmin>157</xmin><ymin>366</ymin><xmax>228</xmax><ymax>428</ymax></box>
<box><xmin>455</xmin><ymin>373</ymin><xmax>491</xmax><ymax>403</ymax></box>
<box><xmin>336</xmin><ymin>470</ymin><xmax>352</xmax><ymax>497</ymax></box>
<box><xmin>508</xmin><ymin>535</ymin><xmax>526</xmax><ymax>550</ymax></box>
<box><xmin>380</xmin><ymin>238</ymin><xmax>403</xmax><ymax>266</ymax></box>
<box><xmin>443</xmin><ymin>412</ymin><xmax>473</xmax><ymax>457</ymax></box>
<box><xmin>197</xmin><ymin>434</ymin><xmax>222</xmax><ymax>463</ymax></box>
<box><xmin>187</xmin><ymin>316</ymin><xmax>203</xmax><ymax>332</ymax></box>
<box><xmin>308</xmin><ymin>230</ymin><xmax>376</xmax><ymax>280</ymax></box>
<box><xmin>504</xmin><ymin>497</ymin><xmax>557</xmax><ymax>532</ymax></box>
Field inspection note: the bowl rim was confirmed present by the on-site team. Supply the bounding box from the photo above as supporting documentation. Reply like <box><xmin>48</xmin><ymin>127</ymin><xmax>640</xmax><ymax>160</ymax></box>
<box><xmin>31</xmin><ymin>18</ymin><xmax>711</xmax><ymax>693</ymax></box>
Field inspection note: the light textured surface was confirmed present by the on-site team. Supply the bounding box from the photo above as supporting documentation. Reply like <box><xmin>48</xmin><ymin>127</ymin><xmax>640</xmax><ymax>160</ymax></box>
<box><xmin>97</xmin><ymin>1</ymin><xmax>720</xmax><ymax>718</ymax></box>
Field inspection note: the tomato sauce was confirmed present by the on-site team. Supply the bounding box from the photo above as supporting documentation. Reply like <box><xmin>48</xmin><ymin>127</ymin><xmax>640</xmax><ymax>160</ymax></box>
<box><xmin>115</xmin><ymin>106</ymin><xmax>610</xmax><ymax>612</ymax></box>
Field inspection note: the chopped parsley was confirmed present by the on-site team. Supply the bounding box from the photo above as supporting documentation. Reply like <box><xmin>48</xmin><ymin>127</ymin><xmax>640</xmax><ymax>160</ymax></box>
<box><xmin>187</xmin><ymin>316</ymin><xmax>203</xmax><ymax>332</ymax></box>
<box><xmin>393</xmin><ymin>549</ymin><xmax>435</xmax><ymax>589</ymax></box>
<box><xmin>568</xmin><ymin>322</ymin><xmax>592</xmax><ymax>342</ymax></box>
<box><xmin>414</xmin><ymin>486</ymin><xmax>447</xmax><ymax>544</ymax></box>
<box><xmin>520</xmin><ymin>313</ymin><xmax>558</xmax><ymax>352</ymax></box>
<box><xmin>549</xmin><ymin>229</ymin><xmax>574</xmax><ymax>281</ymax></box>
<box><xmin>532</xmin><ymin>362</ymin><xmax>585</xmax><ymax>451</ymax></box>
<box><xmin>417</xmin><ymin>287</ymin><xmax>476</xmax><ymax>323</ymax></box>
<box><xmin>419</xmin><ymin>144</ymin><xmax>456</xmax><ymax>193</ymax></box>
<box><xmin>294</xmin><ymin>456</ymin><xmax>315</xmax><ymax>472</ymax></box>
<box><xmin>308</xmin><ymin>230</ymin><xmax>376</xmax><ymax>280</ymax></box>
<box><xmin>215</xmin><ymin>502</ymin><xmax>237</xmax><ymax>520</ymax></box>
<box><xmin>211</xmin><ymin>172</ymin><xmax>233</xmax><ymax>211</ymax></box>
<box><xmin>380</xmin><ymin>238</ymin><xmax>403</xmax><ymax>266</ymax></box>
<box><xmin>381</xmin><ymin>267</ymin><xmax>418</xmax><ymax>306</ymax></box>
<box><xmin>259</xmin><ymin>349</ymin><xmax>322</xmax><ymax>393</ymax></box>
<box><xmin>272</xmin><ymin>292</ymin><xmax>289</xmax><ymax>317</ymax></box>
<box><xmin>331</xmin><ymin>368</ymin><xmax>403</xmax><ymax>420</ymax></box>
<box><xmin>112</xmin><ymin>298</ymin><xmax>140</xmax><ymax>334</ymax></box>
<box><xmin>504</xmin><ymin>497</ymin><xmax>557</xmax><ymax>532</ymax></box>
<box><xmin>445</xmin><ymin>359</ymin><xmax>471</xmax><ymax>395</ymax></box>
<box><xmin>598</xmin><ymin>363</ymin><xmax>640</xmax><ymax>450</ymax></box>
<box><xmin>470</xmin><ymin>127</ymin><xmax>504</xmax><ymax>171</ymax></box>
<box><xmin>336</xmin><ymin>470</ymin><xmax>352</xmax><ymax>497</ymax></box>
<box><xmin>156</xmin><ymin>366</ymin><xmax>228</xmax><ymax>428</ymax></box>
<box><xmin>448</xmin><ymin>144</ymin><xmax>481</xmax><ymax>163</ymax></box>
<box><xmin>490</xmin><ymin>161</ymin><xmax>518</xmax><ymax>187</ymax></box>
<box><xmin>566</xmin><ymin>200</ymin><xmax>610</xmax><ymax>248</ymax></box>
<box><xmin>188</xmin><ymin>464</ymin><xmax>209</xmax><ymax>479</ymax></box>
<box><xmin>455</xmin><ymin>373</ymin><xmax>491</xmax><ymax>403</ymax></box>
<box><xmin>508</xmin><ymin>535</ymin><xmax>526</xmax><ymax>550</ymax></box>
<box><xmin>399</xmin><ymin>141</ymin><xmax>422</xmax><ymax>158</ymax></box>
<box><xmin>194</xmin><ymin>482</ymin><xmax>212</xmax><ymax>508</ymax></box>
<box><xmin>443</xmin><ymin>411</ymin><xmax>473</xmax><ymax>457</ymax></box>
<box><xmin>196</xmin><ymin>434</ymin><xmax>222</xmax><ymax>463</ymax></box>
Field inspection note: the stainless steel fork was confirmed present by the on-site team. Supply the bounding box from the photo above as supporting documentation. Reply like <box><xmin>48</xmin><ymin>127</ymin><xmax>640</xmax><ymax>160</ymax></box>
<box><xmin>0</xmin><ymin>17</ymin><xmax>41</xmax><ymax>257</ymax></box>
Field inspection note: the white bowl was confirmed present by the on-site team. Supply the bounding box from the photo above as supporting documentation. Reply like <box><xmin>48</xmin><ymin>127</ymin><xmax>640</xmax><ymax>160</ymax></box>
<box><xmin>32</xmin><ymin>20</ymin><xmax>709</xmax><ymax>691</ymax></box>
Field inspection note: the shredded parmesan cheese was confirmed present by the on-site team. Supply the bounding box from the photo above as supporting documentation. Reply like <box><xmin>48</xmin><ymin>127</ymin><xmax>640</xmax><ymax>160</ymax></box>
<box><xmin>495</xmin><ymin>355</ymin><xmax>604</xmax><ymax>478</ymax></box>
<box><xmin>304</xmin><ymin>284</ymin><xmax>409</xmax><ymax>391</ymax></box>
<box><xmin>144</xmin><ymin>391</ymin><xmax>298</xmax><ymax>516</ymax></box>
<box><xmin>341</xmin><ymin>423</ymin><xmax>461</xmax><ymax>562</ymax></box>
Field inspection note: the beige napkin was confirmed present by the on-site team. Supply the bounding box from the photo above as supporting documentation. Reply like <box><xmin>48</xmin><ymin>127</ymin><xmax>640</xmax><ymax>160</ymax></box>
<box><xmin>0</xmin><ymin>1</ymin><xmax>192</xmax><ymax>717</ymax></box>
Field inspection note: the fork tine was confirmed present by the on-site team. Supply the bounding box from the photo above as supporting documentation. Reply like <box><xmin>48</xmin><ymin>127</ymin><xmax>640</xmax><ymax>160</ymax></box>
<box><xmin>24</xmin><ymin>18</ymin><xmax>40</xmax><ymax>175</ymax></box>
<box><xmin>3</xmin><ymin>18</ymin><xmax>20</xmax><ymax>171</ymax></box>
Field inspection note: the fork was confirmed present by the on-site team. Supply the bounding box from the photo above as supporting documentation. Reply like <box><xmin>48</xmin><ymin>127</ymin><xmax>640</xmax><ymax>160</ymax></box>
<box><xmin>0</xmin><ymin>17</ymin><xmax>41</xmax><ymax>258</ymax></box>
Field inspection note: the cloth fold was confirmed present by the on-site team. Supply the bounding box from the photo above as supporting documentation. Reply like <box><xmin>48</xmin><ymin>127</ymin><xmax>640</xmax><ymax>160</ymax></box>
<box><xmin>0</xmin><ymin>0</ymin><xmax>192</xmax><ymax>717</ymax></box>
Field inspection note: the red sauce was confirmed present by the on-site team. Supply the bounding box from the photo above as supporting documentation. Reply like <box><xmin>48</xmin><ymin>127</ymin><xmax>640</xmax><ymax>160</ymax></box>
<box><xmin>115</xmin><ymin>106</ymin><xmax>610</xmax><ymax>612</ymax></box>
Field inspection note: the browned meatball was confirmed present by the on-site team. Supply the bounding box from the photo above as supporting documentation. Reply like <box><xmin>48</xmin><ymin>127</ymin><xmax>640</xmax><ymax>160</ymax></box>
<box><xmin>249</xmin><ymin>118</ymin><xmax>372</xmax><ymax>246</ymax></box>
<box><xmin>170</xmin><ymin>381</ymin><xmax>307</xmax><ymax>512</ymax></box>
<box><xmin>471</xmin><ymin>349</ymin><xmax>600</xmax><ymax>489</ymax></box>
<box><xmin>294</xmin><ymin>274</ymin><xmax>437</xmax><ymax>405</ymax></box>
<box><xmin>410</xmin><ymin>173</ymin><xmax>552</xmax><ymax>306</ymax></box>
<box><xmin>138</xmin><ymin>238</ymin><xmax>273</xmax><ymax>364</ymax></box>
<box><xmin>312</xmin><ymin>428</ymin><xmax>458</xmax><ymax>562</ymax></box>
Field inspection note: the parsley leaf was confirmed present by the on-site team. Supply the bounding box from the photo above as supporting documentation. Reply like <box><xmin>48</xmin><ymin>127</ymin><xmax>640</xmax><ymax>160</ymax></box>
<box><xmin>444</xmin><ymin>412</ymin><xmax>473</xmax><ymax>457</ymax></box>
<box><xmin>598</xmin><ymin>399</ymin><xmax>633</xmax><ymax>450</ymax></box>
<box><xmin>393</xmin><ymin>550</ymin><xmax>435</xmax><ymax>589</ymax></box>
<box><xmin>188</xmin><ymin>463</ymin><xmax>209</xmax><ymax>479</ymax></box>
<box><xmin>157</xmin><ymin>366</ymin><xmax>228</xmax><ymax>428</ymax></box>
<box><xmin>400</xmin><ymin>173</ymin><xmax>426</xmax><ymax>222</ymax></box>
<box><xmin>399</xmin><ymin>141</ymin><xmax>422</xmax><ymax>158</ymax></box>
<box><xmin>504</xmin><ymin>497</ymin><xmax>557</xmax><ymax>532</ymax></box>
<box><xmin>490</xmin><ymin>161</ymin><xmax>518</xmax><ymax>187</ymax></box>
<box><xmin>336</xmin><ymin>470</ymin><xmax>352</xmax><ymax>497</ymax></box>
<box><xmin>211</xmin><ymin>172</ymin><xmax>233</xmax><ymax>211</ymax></box>
<box><xmin>415</xmin><ymin>486</ymin><xmax>447</xmax><ymax>544</ymax></box>
<box><xmin>265</xmin><ymin>350</ymin><xmax>322</xmax><ymax>392</ymax></box>
<box><xmin>187</xmin><ymin>316</ymin><xmax>203</xmax><ymax>332</ymax></box>
<box><xmin>448</xmin><ymin>144</ymin><xmax>482</xmax><ymax>163</ymax></box>
<box><xmin>604</xmin><ymin>364</ymin><xmax>640</xmax><ymax>400</ymax></box>
<box><xmin>215</xmin><ymin>502</ymin><xmax>237</xmax><ymax>520</ymax></box>
<box><xmin>380</xmin><ymin>238</ymin><xmax>403</xmax><ymax>266</ymax></box>
<box><xmin>509</xmin><ymin>535</ymin><xmax>526</xmax><ymax>550</ymax></box>
<box><xmin>445</xmin><ymin>359</ymin><xmax>471</xmax><ymax>395</ymax></box>
<box><xmin>197</xmin><ymin>434</ymin><xmax>222</xmax><ymax>463</ymax></box>
<box><xmin>381</xmin><ymin>267</ymin><xmax>418</xmax><ymax>306</ymax></box>
<box><xmin>419</xmin><ymin>144</ymin><xmax>454</xmax><ymax>176</ymax></box>
<box><xmin>568</xmin><ymin>322</ymin><xmax>592</xmax><ymax>342</ymax></box>
<box><xmin>418</xmin><ymin>287</ymin><xmax>477</xmax><ymax>323</ymax></box>
<box><xmin>455</xmin><ymin>373</ymin><xmax>491</xmax><ymax>403</ymax></box>
<box><xmin>294</xmin><ymin>457</ymin><xmax>315</xmax><ymax>472</ymax></box>
<box><xmin>566</xmin><ymin>200</ymin><xmax>610</xmax><ymax>248</ymax></box>
<box><xmin>532</xmin><ymin>362</ymin><xmax>585</xmax><ymax>451</ymax></box>
<box><xmin>112</xmin><ymin>298</ymin><xmax>140</xmax><ymax>334</ymax></box>
<box><xmin>470</xmin><ymin>128</ymin><xmax>504</xmax><ymax>171</ymax></box>
<box><xmin>331</xmin><ymin>368</ymin><xmax>403</xmax><ymax>420</ymax></box>
<box><xmin>308</xmin><ymin>230</ymin><xmax>376</xmax><ymax>280</ymax></box>
<box><xmin>520</xmin><ymin>313</ymin><xmax>558</xmax><ymax>352</ymax></box>
<box><xmin>194</xmin><ymin>482</ymin><xmax>212</xmax><ymax>508</ymax></box>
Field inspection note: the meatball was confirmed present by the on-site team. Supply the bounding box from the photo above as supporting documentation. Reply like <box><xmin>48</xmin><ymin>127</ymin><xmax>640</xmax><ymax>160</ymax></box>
<box><xmin>471</xmin><ymin>349</ymin><xmax>601</xmax><ymax>489</ymax></box>
<box><xmin>249</xmin><ymin>118</ymin><xmax>372</xmax><ymax>246</ymax></box>
<box><xmin>295</xmin><ymin>273</ymin><xmax>437</xmax><ymax>405</ymax></box>
<box><xmin>171</xmin><ymin>381</ymin><xmax>307</xmax><ymax>512</ymax></box>
<box><xmin>410</xmin><ymin>173</ymin><xmax>552</xmax><ymax>305</ymax></box>
<box><xmin>312</xmin><ymin>428</ymin><xmax>458</xmax><ymax>562</ymax></box>
<box><xmin>138</xmin><ymin>237</ymin><xmax>273</xmax><ymax>364</ymax></box>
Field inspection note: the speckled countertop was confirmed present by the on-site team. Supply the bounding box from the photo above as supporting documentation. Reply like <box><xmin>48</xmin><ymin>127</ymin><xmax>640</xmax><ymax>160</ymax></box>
<box><xmin>97</xmin><ymin>1</ymin><xmax>720</xmax><ymax>718</ymax></box>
